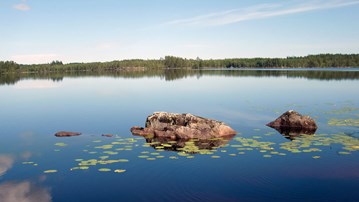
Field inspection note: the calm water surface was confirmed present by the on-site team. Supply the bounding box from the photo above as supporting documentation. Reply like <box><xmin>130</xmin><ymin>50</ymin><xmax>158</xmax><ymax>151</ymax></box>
<box><xmin>0</xmin><ymin>69</ymin><xmax>358</xmax><ymax>202</ymax></box>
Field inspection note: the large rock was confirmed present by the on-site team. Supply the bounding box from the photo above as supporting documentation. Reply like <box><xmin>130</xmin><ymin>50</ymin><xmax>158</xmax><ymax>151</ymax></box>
<box><xmin>131</xmin><ymin>112</ymin><xmax>236</xmax><ymax>140</ymax></box>
<box><xmin>55</xmin><ymin>131</ymin><xmax>81</xmax><ymax>137</ymax></box>
<box><xmin>266</xmin><ymin>110</ymin><xmax>317</xmax><ymax>134</ymax></box>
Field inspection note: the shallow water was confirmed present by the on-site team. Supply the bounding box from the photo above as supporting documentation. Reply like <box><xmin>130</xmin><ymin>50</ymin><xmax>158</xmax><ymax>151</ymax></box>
<box><xmin>0</xmin><ymin>69</ymin><xmax>358</xmax><ymax>202</ymax></box>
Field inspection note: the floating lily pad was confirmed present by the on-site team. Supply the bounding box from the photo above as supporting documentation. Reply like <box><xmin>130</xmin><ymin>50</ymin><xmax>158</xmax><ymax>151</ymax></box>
<box><xmin>54</xmin><ymin>142</ymin><xmax>67</xmax><ymax>147</ymax></box>
<box><xmin>211</xmin><ymin>155</ymin><xmax>220</xmax><ymax>159</ymax></box>
<box><xmin>98</xmin><ymin>168</ymin><xmax>111</xmax><ymax>172</ymax></box>
<box><xmin>312</xmin><ymin>156</ymin><xmax>321</xmax><ymax>159</ymax></box>
<box><xmin>44</xmin><ymin>170</ymin><xmax>57</xmax><ymax>173</ymax></box>
<box><xmin>114</xmin><ymin>169</ymin><xmax>126</xmax><ymax>173</ymax></box>
<box><xmin>156</xmin><ymin>155</ymin><xmax>165</xmax><ymax>158</ymax></box>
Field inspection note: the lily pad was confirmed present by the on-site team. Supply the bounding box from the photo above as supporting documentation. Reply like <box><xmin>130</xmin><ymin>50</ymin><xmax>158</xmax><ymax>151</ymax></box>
<box><xmin>114</xmin><ymin>169</ymin><xmax>126</xmax><ymax>173</ymax></box>
<box><xmin>44</xmin><ymin>170</ymin><xmax>58</xmax><ymax>173</ymax></box>
<box><xmin>98</xmin><ymin>168</ymin><xmax>111</xmax><ymax>172</ymax></box>
<box><xmin>54</xmin><ymin>142</ymin><xmax>67</xmax><ymax>147</ymax></box>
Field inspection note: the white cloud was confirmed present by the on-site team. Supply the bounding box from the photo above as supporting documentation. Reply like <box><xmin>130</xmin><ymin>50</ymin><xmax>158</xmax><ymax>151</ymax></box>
<box><xmin>11</xmin><ymin>54</ymin><xmax>59</xmax><ymax>64</ymax></box>
<box><xmin>166</xmin><ymin>0</ymin><xmax>359</xmax><ymax>26</ymax></box>
<box><xmin>14</xmin><ymin>3</ymin><xmax>31</xmax><ymax>11</ymax></box>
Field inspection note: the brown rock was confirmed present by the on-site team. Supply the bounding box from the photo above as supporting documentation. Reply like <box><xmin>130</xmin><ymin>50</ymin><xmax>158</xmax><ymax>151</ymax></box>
<box><xmin>266</xmin><ymin>110</ymin><xmax>317</xmax><ymax>136</ymax></box>
<box><xmin>102</xmin><ymin>134</ymin><xmax>113</xmax><ymax>137</ymax></box>
<box><xmin>131</xmin><ymin>112</ymin><xmax>236</xmax><ymax>140</ymax></box>
<box><xmin>54</xmin><ymin>131</ymin><xmax>81</xmax><ymax>137</ymax></box>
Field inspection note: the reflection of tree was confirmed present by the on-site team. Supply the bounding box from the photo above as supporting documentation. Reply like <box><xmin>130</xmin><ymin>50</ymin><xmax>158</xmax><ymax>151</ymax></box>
<box><xmin>0</xmin><ymin>181</ymin><xmax>51</xmax><ymax>202</ymax></box>
<box><xmin>1</xmin><ymin>69</ymin><xmax>359</xmax><ymax>86</ymax></box>
<box><xmin>0</xmin><ymin>155</ymin><xmax>14</xmax><ymax>177</ymax></box>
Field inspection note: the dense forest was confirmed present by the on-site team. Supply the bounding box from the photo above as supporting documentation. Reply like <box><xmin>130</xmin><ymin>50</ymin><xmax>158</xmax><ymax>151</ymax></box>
<box><xmin>1</xmin><ymin>54</ymin><xmax>359</xmax><ymax>74</ymax></box>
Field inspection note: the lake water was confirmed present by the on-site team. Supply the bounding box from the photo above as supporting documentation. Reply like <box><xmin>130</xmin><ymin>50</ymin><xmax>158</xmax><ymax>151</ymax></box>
<box><xmin>0</xmin><ymin>69</ymin><xmax>358</xmax><ymax>202</ymax></box>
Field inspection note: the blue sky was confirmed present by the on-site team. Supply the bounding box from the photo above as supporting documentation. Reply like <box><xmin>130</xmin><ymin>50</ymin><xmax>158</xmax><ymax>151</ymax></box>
<box><xmin>1</xmin><ymin>0</ymin><xmax>359</xmax><ymax>64</ymax></box>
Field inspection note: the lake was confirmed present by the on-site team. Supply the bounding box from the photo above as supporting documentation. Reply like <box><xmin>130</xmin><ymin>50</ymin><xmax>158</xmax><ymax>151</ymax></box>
<box><xmin>0</xmin><ymin>68</ymin><xmax>358</xmax><ymax>202</ymax></box>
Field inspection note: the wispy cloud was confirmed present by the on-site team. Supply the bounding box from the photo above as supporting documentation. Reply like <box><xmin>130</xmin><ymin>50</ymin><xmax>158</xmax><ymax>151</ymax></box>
<box><xmin>166</xmin><ymin>0</ymin><xmax>359</xmax><ymax>26</ymax></box>
<box><xmin>14</xmin><ymin>3</ymin><xmax>31</xmax><ymax>11</ymax></box>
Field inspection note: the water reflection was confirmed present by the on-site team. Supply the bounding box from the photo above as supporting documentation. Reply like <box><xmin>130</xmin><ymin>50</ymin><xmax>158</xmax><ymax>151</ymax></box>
<box><xmin>140</xmin><ymin>136</ymin><xmax>235</xmax><ymax>153</ymax></box>
<box><xmin>0</xmin><ymin>155</ymin><xmax>14</xmax><ymax>177</ymax></box>
<box><xmin>269</xmin><ymin>127</ymin><xmax>317</xmax><ymax>141</ymax></box>
<box><xmin>0</xmin><ymin>181</ymin><xmax>51</xmax><ymax>202</ymax></box>
<box><xmin>1</xmin><ymin>68</ymin><xmax>359</xmax><ymax>85</ymax></box>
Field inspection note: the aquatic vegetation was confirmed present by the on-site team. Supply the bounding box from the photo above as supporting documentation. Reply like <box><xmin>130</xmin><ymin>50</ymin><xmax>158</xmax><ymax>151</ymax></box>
<box><xmin>325</xmin><ymin>107</ymin><xmax>359</xmax><ymax>115</ymax></box>
<box><xmin>114</xmin><ymin>169</ymin><xmax>126</xmax><ymax>173</ymax></box>
<box><xmin>54</xmin><ymin>142</ymin><xmax>67</xmax><ymax>147</ymax></box>
<box><xmin>95</xmin><ymin>144</ymin><xmax>113</xmax><ymax>149</ymax></box>
<box><xmin>328</xmin><ymin>118</ymin><xmax>359</xmax><ymax>127</ymax></box>
<box><xmin>98</xmin><ymin>168</ymin><xmax>111</xmax><ymax>172</ymax></box>
<box><xmin>44</xmin><ymin>170</ymin><xmax>57</xmax><ymax>173</ymax></box>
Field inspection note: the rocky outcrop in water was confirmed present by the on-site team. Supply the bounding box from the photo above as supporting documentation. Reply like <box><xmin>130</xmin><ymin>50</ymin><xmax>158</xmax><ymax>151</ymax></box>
<box><xmin>54</xmin><ymin>131</ymin><xmax>81</xmax><ymax>137</ymax></box>
<box><xmin>266</xmin><ymin>110</ymin><xmax>317</xmax><ymax>137</ymax></box>
<box><xmin>131</xmin><ymin>112</ymin><xmax>237</xmax><ymax>140</ymax></box>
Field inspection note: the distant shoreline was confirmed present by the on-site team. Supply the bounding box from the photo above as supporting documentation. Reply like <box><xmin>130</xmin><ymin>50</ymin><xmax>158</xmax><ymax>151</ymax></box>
<box><xmin>1</xmin><ymin>53</ymin><xmax>359</xmax><ymax>74</ymax></box>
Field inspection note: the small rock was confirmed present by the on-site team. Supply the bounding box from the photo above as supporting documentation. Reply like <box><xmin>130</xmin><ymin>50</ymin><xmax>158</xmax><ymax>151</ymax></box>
<box><xmin>266</xmin><ymin>110</ymin><xmax>317</xmax><ymax>138</ymax></box>
<box><xmin>54</xmin><ymin>131</ymin><xmax>81</xmax><ymax>137</ymax></box>
<box><xmin>102</xmin><ymin>134</ymin><xmax>113</xmax><ymax>137</ymax></box>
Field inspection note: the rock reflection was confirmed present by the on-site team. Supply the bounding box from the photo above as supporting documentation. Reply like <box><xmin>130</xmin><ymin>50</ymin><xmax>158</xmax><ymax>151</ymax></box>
<box><xmin>0</xmin><ymin>155</ymin><xmax>14</xmax><ymax>177</ymax></box>
<box><xmin>140</xmin><ymin>135</ymin><xmax>235</xmax><ymax>153</ymax></box>
<box><xmin>270</xmin><ymin>127</ymin><xmax>317</xmax><ymax>141</ymax></box>
<box><xmin>0</xmin><ymin>181</ymin><xmax>51</xmax><ymax>202</ymax></box>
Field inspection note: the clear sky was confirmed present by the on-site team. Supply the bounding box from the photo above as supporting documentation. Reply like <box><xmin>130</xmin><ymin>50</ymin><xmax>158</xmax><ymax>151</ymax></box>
<box><xmin>1</xmin><ymin>0</ymin><xmax>359</xmax><ymax>64</ymax></box>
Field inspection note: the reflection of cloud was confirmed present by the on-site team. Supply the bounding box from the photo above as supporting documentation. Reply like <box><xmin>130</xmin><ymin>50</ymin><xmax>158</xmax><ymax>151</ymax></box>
<box><xmin>14</xmin><ymin>3</ymin><xmax>31</xmax><ymax>11</ymax></box>
<box><xmin>0</xmin><ymin>181</ymin><xmax>51</xmax><ymax>202</ymax></box>
<box><xmin>0</xmin><ymin>155</ymin><xmax>14</xmax><ymax>177</ymax></box>
<box><xmin>21</xmin><ymin>151</ymin><xmax>32</xmax><ymax>160</ymax></box>
<box><xmin>14</xmin><ymin>80</ymin><xmax>60</xmax><ymax>90</ymax></box>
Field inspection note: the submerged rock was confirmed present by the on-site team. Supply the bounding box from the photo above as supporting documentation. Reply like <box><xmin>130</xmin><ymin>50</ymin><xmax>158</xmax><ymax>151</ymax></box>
<box><xmin>266</xmin><ymin>110</ymin><xmax>317</xmax><ymax>138</ymax></box>
<box><xmin>102</xmin><ymin>134</ymin><xmax>113</xmax><ymax>137</ymax></box>
<box><xmin>54</xmin><ymin>131</ymin><xmax>81</xmax><ymax>137</ymax></box>
<box><xmin>131</xmin><ymin>112</ymin><xmax>236</xmax><ymax>140</ymax></box>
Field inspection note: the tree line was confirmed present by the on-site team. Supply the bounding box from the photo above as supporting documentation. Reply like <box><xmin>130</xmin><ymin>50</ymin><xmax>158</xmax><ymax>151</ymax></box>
<box><xmin>1</xmin><ymin>54</ymin><xmax>358</xmax><ymax>74</ymax></box>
